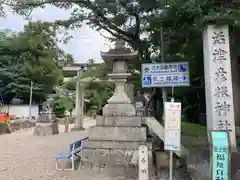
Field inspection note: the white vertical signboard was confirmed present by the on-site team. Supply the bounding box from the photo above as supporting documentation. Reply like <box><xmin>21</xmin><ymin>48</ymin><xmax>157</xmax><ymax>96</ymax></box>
<box><xmin>164</xmin><ymin>102</ymin><xmax>181</xmax><ymax>151</ymax></box>
<box><xmin>138</xmin><ymin>145</ymin><xmax>149</xmax><ymax>180</ymax></box>
<box><xmin>203</xmin><ymin>25</ymin><xmax>236</xmax><ymax>148</ymax></box>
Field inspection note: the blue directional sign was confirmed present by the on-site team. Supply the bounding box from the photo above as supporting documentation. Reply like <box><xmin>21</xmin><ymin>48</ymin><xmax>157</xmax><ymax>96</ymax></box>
<box><xmin>142</xmin><ymin>76</ymin><xmax>152</xmax><ymax>86</ymax></box>
<box><xmin>141</xmin><ymin>62</ymin><xmax>190</xmax><ymax>87</ymax></box>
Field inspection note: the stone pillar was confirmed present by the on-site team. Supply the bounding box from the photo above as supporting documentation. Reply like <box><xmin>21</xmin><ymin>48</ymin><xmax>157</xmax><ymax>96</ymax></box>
<box><xmin>72</xmin><ymin>71</ymin><xmax>85</xmax><ymax>131</ymax></box>
<box><xmin>203</xmin><ymin>25</ymin><xmax>236</xmax><ymax>148</ymax></box>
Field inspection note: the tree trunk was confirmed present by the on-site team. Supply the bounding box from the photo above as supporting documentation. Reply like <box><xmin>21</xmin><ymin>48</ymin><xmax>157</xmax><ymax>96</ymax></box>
<box><xmin>230</xmin><ymin>27</ymin><xmax>240</xmax><ymax>126</ymax></box>
<box><xmin>152</xmin><ymin>88</ymin><xmax>164</xmax><ymax>123</ymax></box>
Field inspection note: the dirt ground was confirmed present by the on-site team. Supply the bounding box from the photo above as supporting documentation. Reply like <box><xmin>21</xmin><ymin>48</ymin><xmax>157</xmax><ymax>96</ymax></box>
<box><xmin>0</xmin><ymin>118</ymin><xmax>190</xmax><ymax>180</ymax></box>
<box><xmin>0</xmin><ymin>119</ymin><xmax>95</xmax><ymax>180</ymax></box>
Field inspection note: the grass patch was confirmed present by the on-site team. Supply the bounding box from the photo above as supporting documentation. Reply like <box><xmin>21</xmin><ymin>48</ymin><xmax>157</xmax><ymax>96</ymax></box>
<box><xmin>181</xmin><ymin>122</ymin><xmax>207</xmax><ymax>137</ymax></box>
<box><xmin>181</xmin><ymin>122</ymin><xmax>208</xmax><ymax>148</ymax></box>
<box><xmin>182</xmin><ymin>136</ymin><xmax>207</xmax><ymax>148</ymax></box>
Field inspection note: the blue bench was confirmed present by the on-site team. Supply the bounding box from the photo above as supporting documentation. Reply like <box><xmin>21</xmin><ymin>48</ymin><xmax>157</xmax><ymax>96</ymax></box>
<box><xmin>54</xmin><ymin>137</ymin><xmax>88</xmax><ymax>171</ymax></box>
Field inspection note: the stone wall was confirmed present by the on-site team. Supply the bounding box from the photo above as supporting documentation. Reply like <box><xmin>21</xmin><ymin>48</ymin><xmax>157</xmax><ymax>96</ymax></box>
<box><xmin>187</xmin><ymin>147</ymin><xmax>240</xmax><ymax>180</ymax></box>
<box><xmin>187</xmin><ymin>147</ymin><xmax>210</xmax><ymax>180</ymax></box>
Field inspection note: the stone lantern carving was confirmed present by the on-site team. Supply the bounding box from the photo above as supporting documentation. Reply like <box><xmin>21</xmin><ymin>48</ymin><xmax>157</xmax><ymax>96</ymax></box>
<box><xmin>101</xmin><ymin>39</ymin><xmax>138</xmax><ymax>116</ymax></box>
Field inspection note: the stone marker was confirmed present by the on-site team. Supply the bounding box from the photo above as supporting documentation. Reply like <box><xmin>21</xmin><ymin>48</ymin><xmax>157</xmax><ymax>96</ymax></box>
<box><xmin>139</xmin><ymin>145</ymin><xmax>149</xmax><ymax>180</ymax></box>
<box><xmin>203</xmin><ymin>25</ymin><xmax>236</xmax><ymax>148</ymax></box>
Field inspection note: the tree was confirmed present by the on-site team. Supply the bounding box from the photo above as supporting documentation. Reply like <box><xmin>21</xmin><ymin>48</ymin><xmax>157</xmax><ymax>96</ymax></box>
<box><xmin>2</xmin><ymin>0</ymin><xmax>240</xmax><ymax>65</ymax></box>
<box><xmin>47</xmin><ymin>87</ymin><xmax>75</xmax><ymax>117</ymax></box>
<box><xmin>4</xmin><ymin>0</ymin><xmax>240</xmax><ymax>122</ymax></box>
<box><xmin>62</xmin><ymin>59</ymin><xmax>113</xmax><ymax>113</ymax></box>
<box><xmin>0</xmin><ymin>21</ymin><xmax>74</xmax><ymax>103</ymax></box>
<box><xmin>2</xmin><ymin>0</ymin><xmax>145</xmax><ymax>56</ymax></box>
<box><xmin>139</xmin><ymin>0</ymin><xmax>240</xmax><ymax>122</ymax></box>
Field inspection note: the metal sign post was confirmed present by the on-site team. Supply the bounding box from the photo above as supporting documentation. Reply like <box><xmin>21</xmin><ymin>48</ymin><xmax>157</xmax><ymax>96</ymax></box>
<box><xmin>164</xmin><ymin>97</ymin><xmax>181</xmax><ymax>180</ymax></box>
<box><xmin>169</xmin><ymin>150</ymin><xmax>173</xmax><ymax>180</ymax></box>
<box><xmin>169</xmin><ymin>89</ymin><xmax>174</xmax><ymax>180</ymax></box>
<box><xmin>141</xmin><ymin>61</ymin><xmax>188</xmax><ymax>180</ymax></box>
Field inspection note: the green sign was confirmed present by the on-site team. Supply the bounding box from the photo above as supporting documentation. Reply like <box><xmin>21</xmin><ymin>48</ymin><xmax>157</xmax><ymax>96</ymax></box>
<box><xmin>210</xmin><ymin>131</ymin><xmax>231</xmax><ymax>180</ymax></box>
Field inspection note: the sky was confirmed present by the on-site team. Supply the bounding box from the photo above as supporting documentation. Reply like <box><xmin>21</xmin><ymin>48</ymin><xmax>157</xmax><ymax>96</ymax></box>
<box><xmin>0</xmin><ymin>5</ymin><xmax>110</xmax><ymax>63</ymax></box>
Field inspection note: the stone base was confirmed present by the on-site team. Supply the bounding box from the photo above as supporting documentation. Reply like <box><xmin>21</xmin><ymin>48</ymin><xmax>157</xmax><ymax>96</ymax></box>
<box><xmin>71</xmin><ymin>127</ymin><xmax>85</xmax><ymax>131</ymax></box>
<box><xmin>33</xmin><ymin>122</ymin><xmax>59</xmax><ymax>136</ymax></box>
<box><xmin>88</xmin><ymin>126</ymin><xmax>146</xmax><ymax>141</ymax></box>
<box><xmin>81</xmin><ymin>113</ymin><xmax>152</xmax><ymax>178</ymax></box>
<box><xmin>80</xmin><ymin>146</ymin><xmax>154</xmax><ymax>178</ymax></box>
<box><xmin>96</xmin><ymin>116</ymin><xmax>142</xmax><ymax>127</ymax></box>
<box><xmin>80</xmin><ymin>163</ymin><xmax>140</xmax><ymax>178</ymax></box>
<box><xmin>103</xmin><ymin>103</ymin><xmax>136</xmax><ymax>116</ymax></box>
<box><xmin>84</xmin><ymin>140</ymin><xmax>152</xmax><ymax>149</ymax></box>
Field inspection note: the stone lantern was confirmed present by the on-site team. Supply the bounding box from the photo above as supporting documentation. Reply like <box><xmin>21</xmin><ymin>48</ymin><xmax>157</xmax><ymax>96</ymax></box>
<box><xmin>101</xmin><ymin>39</ymin><xmax>138</xmax><ymax>116</ymax></box>
<box><xmin>80</xmin><ymin>39</ymin><xmax>152</xmax><ymax>177</ymax></box>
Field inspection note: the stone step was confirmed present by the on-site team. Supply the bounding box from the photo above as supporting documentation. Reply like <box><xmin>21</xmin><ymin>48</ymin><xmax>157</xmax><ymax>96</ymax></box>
<box><xmin>84</xmin><ymin>140</ymin><xmax>152</xmax><ymax>150</ymax></box>
<box><xmin>96</xmin><ymin>116</ymin><xmax>142</xmax><ymax>127</ymax></box>
<box><xmin>88</xmin><ymin>126</ymin><xmax>146</xmax><ymax>141</ymax></box>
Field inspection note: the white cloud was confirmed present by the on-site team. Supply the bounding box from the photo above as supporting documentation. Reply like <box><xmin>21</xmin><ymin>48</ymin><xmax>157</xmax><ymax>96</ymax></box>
<box><xmin>0</xmin><ymin>5</ymin><xmax>111</xmax><ymax>63</ymax></box>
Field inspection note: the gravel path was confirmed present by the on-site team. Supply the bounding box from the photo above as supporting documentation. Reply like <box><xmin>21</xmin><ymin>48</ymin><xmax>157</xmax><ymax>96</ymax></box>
<box><xmin>0</xmin><ymin>118</ymin><xmax>190</xmax><ymax>180</ymax></box>
<box><xmin>0</xmin><ymin>119</ymin><xmax>96</xmax><ymax>180</ymax></box>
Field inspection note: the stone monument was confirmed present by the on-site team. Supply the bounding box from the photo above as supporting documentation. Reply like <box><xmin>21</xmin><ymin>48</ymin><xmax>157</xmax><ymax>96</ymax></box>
<box><xmin>189</xmin><ymin>24</ymin><xmax>240</xmax><ymax>180</ymax></box>
<box><xmin>80</xmin><ymin>39</ymin><xmax>152</xmax><ymax>177</ymax></box>
<box><xmin>203</xmin><ymin>25</ymin><xmax>236</xmax><ymax>148</ymax></box>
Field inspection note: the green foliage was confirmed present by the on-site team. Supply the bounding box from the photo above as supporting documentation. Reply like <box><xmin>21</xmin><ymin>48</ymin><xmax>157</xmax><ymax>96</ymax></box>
<box><xmin>182</xmin><ymin>122</ymin><xmax>207</xmax><ymax>137</ymax></box>
<box><xmin>47</xmin><ymin>87</ymin><xmax>75</xmax><ymax>118</ymax></box>
<box><xmin>3</xmin><ymin>0</ymin><xmax>240</xmax><ymax>122</ymax></box>
<box><xmin>62</xmin><ymin>59</ymin><xmax>113</xmax><ymax>113</ymax></box>
<box><xmin>0</xmin><ymin>21</ymin><xmax>74</xmax><ymax>103</ymax></box>
<box><xmin>85</xmin><ymin>82</ymin><xmax>113</xmax><ymax>113</ymax></box>
<box><xmin>181</xmin><ymin>122</ymin><xmax>207</xmax><ymax>148</ymax></box>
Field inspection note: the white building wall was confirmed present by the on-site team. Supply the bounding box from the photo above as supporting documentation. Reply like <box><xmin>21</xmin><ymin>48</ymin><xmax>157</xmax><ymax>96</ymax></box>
<box><xmin>1</xmin><ymin>105</ymin><xmax>39</xmax><ymax>118</ymax></box>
